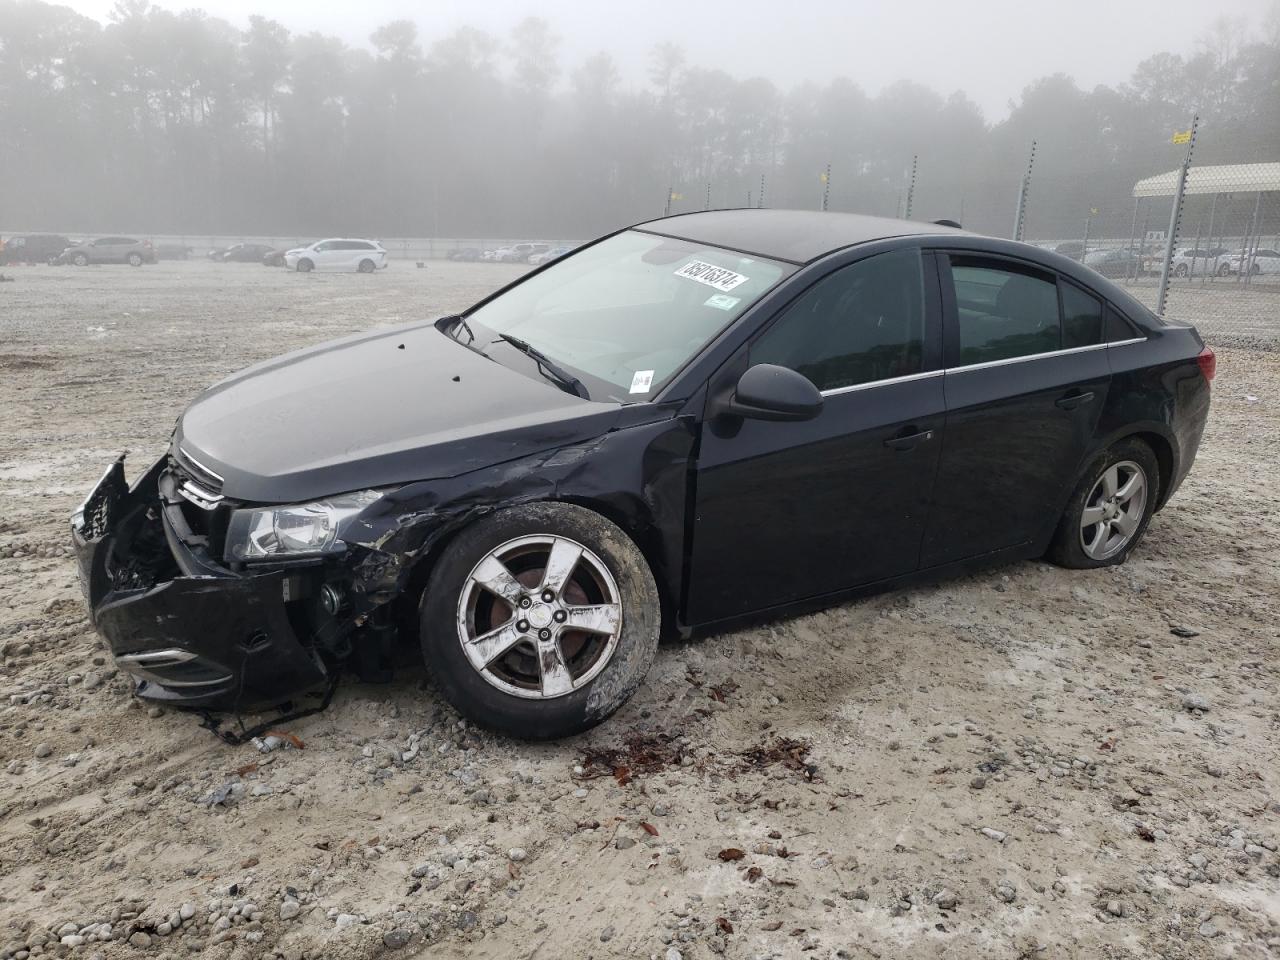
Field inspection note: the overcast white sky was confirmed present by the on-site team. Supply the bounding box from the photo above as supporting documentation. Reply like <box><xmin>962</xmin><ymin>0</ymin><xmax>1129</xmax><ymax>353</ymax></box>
<box><xmin>61</xmin><ymin>0</ymin><xmax>1277</xmax><ymax>118</ymax></box>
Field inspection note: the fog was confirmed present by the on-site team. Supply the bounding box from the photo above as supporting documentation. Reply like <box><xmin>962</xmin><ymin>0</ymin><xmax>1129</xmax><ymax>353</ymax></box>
<box><xmin>2</xmin><ymin>0</ymin><xmax>1277</xmax><ymax>240</ymax></box>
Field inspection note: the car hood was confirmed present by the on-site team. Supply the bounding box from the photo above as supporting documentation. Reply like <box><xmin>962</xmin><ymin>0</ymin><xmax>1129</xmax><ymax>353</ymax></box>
<box><xmin>174</xmin><ymin>321</ymin><xmax>622</xmax><ymax>503</ymax></box>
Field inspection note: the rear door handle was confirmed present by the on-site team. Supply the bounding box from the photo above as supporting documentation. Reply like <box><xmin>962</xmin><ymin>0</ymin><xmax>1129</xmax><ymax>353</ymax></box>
<box><xmin>884</xmin><ymin>428</ymin><xmax>935</xmax><ymax>451</ymax></box>
<box><xmin>1055</xmin><ymin>390</ymin><xmax>1095</xmax><ymax>411</ymax></box>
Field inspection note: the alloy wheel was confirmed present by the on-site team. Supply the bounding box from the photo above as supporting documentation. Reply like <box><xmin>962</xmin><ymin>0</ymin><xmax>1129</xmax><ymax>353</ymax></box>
<box><xmin>456</xmin><ymin>535</ymin><xmax>623</xmax><ymax>700</ymax></box>
<box><xmin>1079</xmin><ymin>460</ymin><xmax>1147</xmax><ymax>561</ymax></box>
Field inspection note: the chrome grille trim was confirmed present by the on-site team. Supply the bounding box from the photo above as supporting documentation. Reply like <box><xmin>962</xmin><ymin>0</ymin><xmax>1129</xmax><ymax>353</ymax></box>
<box><xmin>178</xmin><ymin>447</ymin><xmax>225</xmax><ymax>491</ymax></box>
<box><xmin>177</xmin><ymin>479</ymin><xmax>224</xmax><ymax>511</ymax></box>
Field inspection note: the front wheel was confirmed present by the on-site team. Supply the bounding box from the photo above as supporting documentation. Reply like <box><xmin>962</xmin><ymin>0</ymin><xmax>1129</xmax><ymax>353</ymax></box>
<box><xmin>1046</xmin><ymin>438</ymin><xmax>1161</xmax><ymax>569</ymax></box>
<box><xmin>73</xmin><ymin>253</ymin><xmax>88</xmax><ymax>266</ymax></box>
<box><xmin>296</xmin><ymin>258</ymin><xmax>313</xmax><ymax>273</ymax></box>
<box><xmin>419</xmin><ymin>502</ymin><xmax>660</xmax><ymax>740</ymax></box>
<box><xmin>127</xmin><ymin>252</ymin><xmax>143</xmax><ymax>266</ymax></box>
<box><xmin>1217</xmin><ymin>263</ymin><xmax>1232</xmax><ymax>277</ymax></box>
<box><xmin>1174</xmin><ymin>263</ymin><xmax>1188</xmax><ymax>277</ymax></box>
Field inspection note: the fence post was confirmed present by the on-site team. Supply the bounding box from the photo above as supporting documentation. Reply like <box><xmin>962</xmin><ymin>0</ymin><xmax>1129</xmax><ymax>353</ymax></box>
<box><xmin>1156</xmin><ymin>115</ymin><xmax>1198</xmax><ymax>317</ymax></box>
<box><xmin>904</xmin><ymin>155</ymin><xmax>918</xmax><ymax>220</ymax></box>
<box><xmin>759</xmin><ymin>174</ymin><xmax>765</xmax><ymax>208</ymax></box>
<box><xmin>1012</xmin><ymin>141</ymin><xmax>1036</xmax><ymax>241</ymax></box>
<box><xmin>820</xmin><ymin>163</ymin><xmax>831</xmax><ymax>212</ymax></box>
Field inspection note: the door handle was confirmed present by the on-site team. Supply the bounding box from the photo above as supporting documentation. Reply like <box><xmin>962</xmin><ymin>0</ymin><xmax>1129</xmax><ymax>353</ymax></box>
<box><xmin>1055</xmin><ymin>390</ymin><xmax>1095</xmax><ymax>411</ymax></box>
<box><xmin>884</xmin><ymin>427</ymin><xmax>935</xmax><ymax>451</ymax></box>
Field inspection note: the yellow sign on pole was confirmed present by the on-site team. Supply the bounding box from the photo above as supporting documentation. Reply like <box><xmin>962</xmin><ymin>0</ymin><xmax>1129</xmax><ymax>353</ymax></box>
<box><xmin>819</xmin><ymin>172</ymin><xmax>829</xmax><ymax>183</ymax></box>
<box><xmin>1171</xmin><ymin>130</ymin><xmax>1191</xmax><ymax>144</ymax></box>
<box><xmin>669</xmin><ymin>191</ymin><xmax>683</xmax><ymax>201</ymax></box>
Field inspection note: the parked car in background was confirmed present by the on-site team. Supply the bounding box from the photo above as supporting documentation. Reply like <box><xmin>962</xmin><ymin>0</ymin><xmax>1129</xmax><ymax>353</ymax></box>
<box><xmin>55</xmin><ymin>237</ymin><xmax>155</xmax><ymax>266</ymax></box>
<box><xmin>217</xmin><ymin>243</ymin><xmax>275</xmax><ymax>263</ymax></box>
<box><xmin>1082</xmin><ymin>247</ymin><xmax>1146</xmax><ymax>279</ymax></box>
<box><xmin>449</xmin><ymin>248</ymin><xmax>482</xmax><ymax>262</ymax></box>
<box><xmin>72</xmin><ymin>210</ymin><xmax>1212</xmax><ymax>739</ymax></box>
<box><xmin>1054</xmin><ymin>241</ymin><xmax>1086</xmax><ymax>261</ymax></box>
<box><xmin>527</xmin><ymin>244</ymin><xmax>574</xmax><ymax>266</ymax></box>
<box><xmin>284</xmin><ymin>239</ymin><xmax>388</xmax><ymax>273</ymax></box>
<box><xmin>154</xmin><ymin>243</ymin><xmax>193</xmax><ymax>260</ymax></box>
<box><xmin>1170</xmin><ymin>247</ymin><xmax>1227</xmax><ymax>277</ymax></box>
<box><xmin>1216</xmin><ymin>248</ymin><xmax>1280</xmax><ymax>276</ymax></box>
<box><xmin>262</xmin><ymin>248</ymin><xmax>290</xmax><ymax>267</ymax></box>
<box><xmin>0</xmin><ymin>234</ymin><xmax>72</xmax><ymax>265</ymax></box>
<box><xmin>490</xmin><ymin>242</ymin><xmax>550</xmax><ymax>263</ymax></box>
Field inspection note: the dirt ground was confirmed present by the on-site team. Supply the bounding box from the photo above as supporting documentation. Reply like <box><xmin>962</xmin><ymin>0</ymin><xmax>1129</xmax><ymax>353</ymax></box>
<box><xmin>0</xmin><ymin>260</ymin><xmax>1277</xmax><ymax>960</ymax></box>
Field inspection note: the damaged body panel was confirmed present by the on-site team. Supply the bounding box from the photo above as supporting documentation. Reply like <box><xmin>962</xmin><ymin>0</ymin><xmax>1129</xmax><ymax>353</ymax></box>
<box><xmin>71</xmin><ymin>211</ymin><xmax>1211</xmax><ymax>737</ymax></box>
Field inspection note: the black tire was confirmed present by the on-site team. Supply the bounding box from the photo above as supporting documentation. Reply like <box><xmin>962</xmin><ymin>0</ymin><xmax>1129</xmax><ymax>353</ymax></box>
<box><xmin>127</xmin><ymin>252</ymin><xmax>143</xmax><ymax>266</ymax></box>
<box><xmin>1046</xmin><ymin>438</ymin><xmax>1161</xmax><ymax>569</ymax></box>
<box><xmin>419</xmin><ymin>502</ymin><xmax>660</xmax><ymax>740</ymax></box>
<box><xmin>357</xmin><ymin>258</ymin><xmax>375</xmax><ymax>274</ymax></box>
<box><xmin>1174</xmin><ymin>263</ymin><xmax>1188</xmax><ymax>277</ymax></box>
<box><xmin>73</xmin><ymin>253</ymin><xmax>88</xmax><ymax>266</ymax></box>
<box><xmin>296</xmin><ymin>258</ymin><xmax>313</xmax><ymax>273</ymax></box>
<box><xmin>1217</xmin><ymin>263</ymin><xmax>1231</xmax><ymax>277</ymax></box>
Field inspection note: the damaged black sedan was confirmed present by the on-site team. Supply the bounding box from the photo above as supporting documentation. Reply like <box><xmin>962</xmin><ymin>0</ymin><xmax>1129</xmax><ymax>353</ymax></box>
<box><xmin>72</xmin><ymin>210</ymin><xmax>1213</xmax><ymax>739</ymax></box>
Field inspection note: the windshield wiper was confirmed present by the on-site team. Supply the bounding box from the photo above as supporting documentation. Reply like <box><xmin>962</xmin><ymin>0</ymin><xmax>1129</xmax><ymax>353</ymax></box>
<box><xmin>494</xmin><ymin>333</ymin><xmax>589</xmax><ymax>399</ymax></box>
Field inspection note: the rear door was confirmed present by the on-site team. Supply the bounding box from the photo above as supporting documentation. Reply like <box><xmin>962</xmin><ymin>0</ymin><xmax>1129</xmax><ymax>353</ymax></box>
<box><xmin>687</xmin><ymin>246</ymin><xmax>946</xmax><ymax>624</ymax></box>
<box><xmin>920</xmin><ymin>253</ymin><xmax>1110</xmax><ymax>567</ymax></box>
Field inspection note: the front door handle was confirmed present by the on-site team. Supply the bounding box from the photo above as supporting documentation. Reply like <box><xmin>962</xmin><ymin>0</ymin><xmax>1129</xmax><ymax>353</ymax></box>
<box><xmin>884</xmin><ymin>427</ymin><xmax>935</xmax><ymax>451</ymax></box>
<box><xmin>1055</xmin><ymin>390</ymin><xmax>1096</xmax><ymax>411</ymax></box>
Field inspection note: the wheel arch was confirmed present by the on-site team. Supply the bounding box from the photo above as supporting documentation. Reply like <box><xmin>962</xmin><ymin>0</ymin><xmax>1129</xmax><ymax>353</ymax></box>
<box><xmin>1092</xmin><ymin>425</ymin><xmax>1178</xmax><ymax>511</ymax></box>
<box><xmin>393</xmin><ymin>495</ymin><xmax>677</xmax><ymax>648</ymax></box>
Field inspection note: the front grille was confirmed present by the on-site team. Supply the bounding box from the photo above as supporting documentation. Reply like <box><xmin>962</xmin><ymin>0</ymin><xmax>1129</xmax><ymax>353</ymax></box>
<box><xmin>174</xmin><ymin>447</ymin><xmax>224</xmax><ymax>510</ymax></box>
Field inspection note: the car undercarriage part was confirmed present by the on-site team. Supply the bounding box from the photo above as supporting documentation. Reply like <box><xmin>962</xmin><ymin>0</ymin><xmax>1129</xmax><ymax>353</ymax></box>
<box><xmin>197</xmin><ymin>671</ymin><xmax>340</xmax><ymax>746</ymax></box>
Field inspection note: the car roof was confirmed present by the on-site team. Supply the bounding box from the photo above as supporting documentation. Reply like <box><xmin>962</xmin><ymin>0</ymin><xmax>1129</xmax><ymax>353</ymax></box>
<box><xmin>632</xmin><ymin>208</ymin><xmax>970</xmax><ymax>264</ymax></box>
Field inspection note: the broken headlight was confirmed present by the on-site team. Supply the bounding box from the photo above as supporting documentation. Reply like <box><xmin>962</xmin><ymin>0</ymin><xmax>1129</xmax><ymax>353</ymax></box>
<box><xmin>224</xmin><ymin>490</ymin><xmax>383</xmax><ymax>562</ymax></box>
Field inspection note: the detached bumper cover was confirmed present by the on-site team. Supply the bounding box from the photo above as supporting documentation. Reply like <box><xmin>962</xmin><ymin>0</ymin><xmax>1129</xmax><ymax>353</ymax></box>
<box><xmin>72</xmin><ymin>456</ymin><xmax>327</xmax><ymax>711</ymax></box>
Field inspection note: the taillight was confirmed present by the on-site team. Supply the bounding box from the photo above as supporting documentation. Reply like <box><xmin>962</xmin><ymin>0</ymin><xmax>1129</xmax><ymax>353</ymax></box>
<box><xmin>1196</xmin><ymin>346</ymin><xmax>1216</xmax><ymax>383</ymax></box>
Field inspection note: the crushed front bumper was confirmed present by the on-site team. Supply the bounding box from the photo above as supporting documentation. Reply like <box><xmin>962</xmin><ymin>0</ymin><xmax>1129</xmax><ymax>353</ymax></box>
<box><xmin>71</xmin><ymin>456</ymin><xmax>329</xmax><ymax>711</ymax></box>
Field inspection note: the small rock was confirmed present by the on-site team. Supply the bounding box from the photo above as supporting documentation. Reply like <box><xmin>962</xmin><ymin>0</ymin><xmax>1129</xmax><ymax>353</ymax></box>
<box><xmin>615</xmin><ymin>836</ymin><xmax>636</xmax><ymax>850</ymax></box>
<box><xmin>970</xmin><ymin>776</ymin><xmax>986</xmax><ymax>790</ymax></box>
<box><xmin>600</xmin><ymin>925</ymin><xmax>615</xmax><ymax>942</ymax></box>
<box><xmin>128</xmin><ymin>931</ymin><xmax>152</xmax><ymax>948</ymax></box>
<box><xmin>382</xmin><ymin>928</ymin><xmax>412</xmax><ymax>949</ymax></box>
<box><xmin>980</xmin><ymin>827</ymin><xmax>1007</xmax><ymax>843</ymax></box>
<box><xmin>508</xmin><ymin>848</ymin><xmax>527</xmax><ymax>862</ymax></box>
<box><xmin>456</xmin><ymin>911</ymin><xmax>478</xmax><ymax>931</ymax></box>
<box><xmin>666</xmin><ymin>949</ymin><xmax>683</xmax><ymax>960</ymax></box>
<box><xmin>335</xmin><ymin>913</ymin><xmax>360</xmax><ymax>930</ymax></box>
<box><xmin>932</xmin><ymin>890</ymin><xmax>959</xmax><ymax>910</ymax></box>
<box><xmin>1170</xmin><ymin>626</ymin><xmax>1200</xmax><ymax>638</ymax></box>
<box><xmin>34</xmin><ymin>743</ymin><xmax>52</xmax><ymax>758</ymax></box>
<box><xmin>1182</xmin><ymin>693</ymin><xmax>1211</xmax><ymax>712</ymax></box>
<box><xmin>1106</xmin><ymin>900</ymin><xmax>1125</xmax><ymax>917</ymax></box>
<box><xmin>280</xmin><ymin>899</ymin><xmax>301</xmax><ymax>921</ymax></box>
<box><xmin>179</xmin><ymin>903</ymin><xmax>196</xmax><ymax>921</ymax></box>
<box><xmin>1199</xmin><ymin>921</ymin><xmax>1219</xmax><ymax>938</ymax></box>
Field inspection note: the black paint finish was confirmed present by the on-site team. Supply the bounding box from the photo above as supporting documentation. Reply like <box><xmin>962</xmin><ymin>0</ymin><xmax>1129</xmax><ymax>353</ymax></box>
<box><xmin>71</xmin><ymin>210</ymin><xmax>1212</xmax><ymax>714</ymax></box>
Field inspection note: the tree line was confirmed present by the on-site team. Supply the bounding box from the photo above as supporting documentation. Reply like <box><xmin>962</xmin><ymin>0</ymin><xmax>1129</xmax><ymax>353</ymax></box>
<box><xmin>1</xmin><ymin>0</ymin><xmax>1277</xmax><ymax>241</ymax></box>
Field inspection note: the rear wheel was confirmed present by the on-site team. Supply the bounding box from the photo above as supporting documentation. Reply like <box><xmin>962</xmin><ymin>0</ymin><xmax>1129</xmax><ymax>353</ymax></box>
<box><xmin>296</xmin><ymin>258</ymin><xmax>313</xmax><ymax>273</ymax></box>
<box><xmin>1217</xmin><ymin>262</ymin><xmax>1231</xmax><ymax>277</ymax></box>
<box><xmin>1174</xmin><ymin>263</ymin><xmax>1188</xmax><ymax>277</ymax></box>
<box><xmin>127</xmin><ymin>252</ymin><xmax>143</xmax><ymax>267</ymax></box>
<box><xmin>357</xmin><ymin>258</ymin><xmax>375</xmax><ymax>273</ymax></box>
<box><xmin>73</xmin><ymin>253</ymin><xmax>88</xmax><ymax>266</ymax></box>
<box><xmin>1047</xmin><ymin>438</ymin><xmax>1160</xmax><ymax>569</ymax></box>
<box><xmin>419</xmin><ymin>502</ymin><xmax>660</xmax><ymax>740</ymax></box>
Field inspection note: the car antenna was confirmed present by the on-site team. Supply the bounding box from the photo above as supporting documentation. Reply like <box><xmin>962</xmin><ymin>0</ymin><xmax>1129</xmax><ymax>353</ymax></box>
<box><xmin>934</xmin><ymin>219</ymin><xmax>962</xmax><ymax>229</ymax></box>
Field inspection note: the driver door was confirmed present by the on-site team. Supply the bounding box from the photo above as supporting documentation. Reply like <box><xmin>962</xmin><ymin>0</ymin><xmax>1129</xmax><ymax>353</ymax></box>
<box><xmin>686</xmin><ymin>248</ymin><xmax>946</xmax><ymax>625</ymax></box>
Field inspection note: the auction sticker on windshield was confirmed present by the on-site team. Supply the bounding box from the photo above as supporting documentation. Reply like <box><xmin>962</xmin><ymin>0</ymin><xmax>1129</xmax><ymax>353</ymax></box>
<box><xmin>629</xmin><ymin>370</ymin><xmax>654</xmax><ymax>394</ymax></box>
<box><xmin>675</xmin><ymin>260</ymin><xmax>748</xmax><ymax>292</ymax></box>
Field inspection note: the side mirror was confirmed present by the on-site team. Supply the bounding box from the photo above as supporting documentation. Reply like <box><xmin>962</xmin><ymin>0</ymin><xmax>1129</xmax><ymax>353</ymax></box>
<box><xmin>722</xmin><ymin>363</ymin><xmax>823</xmax><ymax>422</ymax></box>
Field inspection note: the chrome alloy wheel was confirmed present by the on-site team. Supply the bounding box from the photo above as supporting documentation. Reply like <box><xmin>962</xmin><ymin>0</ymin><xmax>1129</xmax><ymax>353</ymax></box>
<box><xmin>456</xmin><ymin>535</ymin><xmax>623</xmax><ymax>699</ymax></box>
<box><xmin>1079</xmin><ymin>460</ymin><xmax>1148</xmax><ymax>561</ymax></box>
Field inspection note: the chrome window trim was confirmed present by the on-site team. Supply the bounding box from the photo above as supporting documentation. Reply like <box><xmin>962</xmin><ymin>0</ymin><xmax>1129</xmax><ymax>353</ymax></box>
<box><xmin>808</xmin><ymin>337</ymin><xmax>1152</xmax><ymax>398</ymax></box>
<box><xmin>820</xmin><ymin>369</ymin><xmax>943</xmax><ymax>397</ymax></box>
<box><xmin>945</xmin><ymin>341</ymin><xmax>1109</xmax><ymax>374</ymax></box>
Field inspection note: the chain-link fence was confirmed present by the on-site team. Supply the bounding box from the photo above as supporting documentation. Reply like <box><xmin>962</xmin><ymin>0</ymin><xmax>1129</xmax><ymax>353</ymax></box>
<box><xmin>1018</xmin><ymin>121</ymin><xmax>1279</xmax><ymax>347</ymax></box>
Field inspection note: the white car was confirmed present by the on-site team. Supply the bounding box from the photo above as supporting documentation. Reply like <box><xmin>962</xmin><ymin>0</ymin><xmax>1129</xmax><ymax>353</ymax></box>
<box><xmin>487</xmin><ymin>242</ymin><xmax>549</xmax><ymax>264</ymax></box>
<box><xmin>284</xmin><ymin>239</ymin><xmax>388</xmax><ymax>273</ymax></box>
<box><xmin>1170</xmin><ymin>247</ymin><xmax>1227</xmax><ymax>278</ymax></box>
<box><xmin>1216</xmin><ymin>248</ymin><xmax>1280</xmax><ymax>277</ymax></box>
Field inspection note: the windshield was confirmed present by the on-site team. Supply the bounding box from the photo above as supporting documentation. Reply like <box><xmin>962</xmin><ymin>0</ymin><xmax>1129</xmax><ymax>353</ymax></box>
<box><xmin>464</xmin><ymin>230</ymin><xmax>792</xmax><ymax>401</ymax></box>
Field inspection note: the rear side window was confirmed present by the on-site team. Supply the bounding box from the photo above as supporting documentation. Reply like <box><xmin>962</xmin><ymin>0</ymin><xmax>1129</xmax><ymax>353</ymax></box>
<box><xmin>1060</xmin><ymin>282</ymin><xmax>1103</xmax><ymax>348</ymax></box>
<box><xmin>948</xmin><ymin>258</ymin><xmax>1060</xmax><ymax>364</ymax></box>
<box><xmin>751</xmin><ymin>248</ymin><xmax>925</xmax><ymax>391</ymax></box>
<box><xmin>1105</xmin><ymin>306</ymin><xmax>1142</xmax><ymax>342</ymax></box>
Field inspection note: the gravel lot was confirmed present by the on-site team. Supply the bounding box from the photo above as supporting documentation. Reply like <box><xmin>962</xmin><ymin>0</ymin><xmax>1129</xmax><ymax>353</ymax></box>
<box><xmin>1</xmin><ymin>260</ymin><xmax>1278</xmax><ymax>960</ymax></box>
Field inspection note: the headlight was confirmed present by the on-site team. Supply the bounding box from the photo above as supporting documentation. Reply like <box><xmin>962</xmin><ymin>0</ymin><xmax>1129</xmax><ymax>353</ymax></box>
<box><xmin>224</xmin><ymin>490</ymin><xmax>383</xmax><ymax>562</ymax></box>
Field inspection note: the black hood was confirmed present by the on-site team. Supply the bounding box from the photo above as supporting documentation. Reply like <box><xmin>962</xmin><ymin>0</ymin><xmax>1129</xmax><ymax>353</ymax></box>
<box><xmin>175</xmin><ymin>321</ymin><xmax>622</xmax><ymax>503</ymax></box>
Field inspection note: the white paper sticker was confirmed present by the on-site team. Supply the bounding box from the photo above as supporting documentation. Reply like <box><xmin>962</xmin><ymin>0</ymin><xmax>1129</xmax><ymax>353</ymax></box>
<box><xmin>674</xmin><ymin>260</ymin><xmax>749</xmax><ymax>292</ymax></box>
<box><xmin>703</xmin><ymin>293</ymin><xmax>741</xmax><ymax>311</ymax></box>
<box><xmin>629</xmin><ymin>369</ymin><xmax>655</xmax><ymax>394</ymax></box>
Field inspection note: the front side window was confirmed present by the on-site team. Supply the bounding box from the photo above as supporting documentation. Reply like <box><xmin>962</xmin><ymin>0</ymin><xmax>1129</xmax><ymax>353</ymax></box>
<box><xmin>465</xmin><ymin>230</ymin><xmax>792</xmax><ymax>401</ymax></box>
<box><xmin>750</xmin><ymin>249</ymin><xmax>925</xmax><ymax>391</ymax></box>
<box><xmin>949</xmin><ymin>258</ymin><xmax>1060</xmax><ymax>364</ymax></box>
